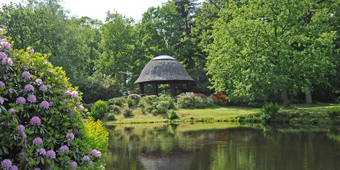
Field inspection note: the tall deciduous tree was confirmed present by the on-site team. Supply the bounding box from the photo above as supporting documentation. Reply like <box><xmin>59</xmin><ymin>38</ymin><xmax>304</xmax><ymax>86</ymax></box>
<box><xmin>206</xmin><ymin>0</ymin><xmax>339</xmax><ymax>107</ymax></box>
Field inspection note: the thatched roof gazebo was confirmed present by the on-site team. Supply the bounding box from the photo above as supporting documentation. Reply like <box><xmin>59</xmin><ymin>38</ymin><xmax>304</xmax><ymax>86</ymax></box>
<box><xmin>134</xmin><ymin>55</ymin><xmax>194</xmax><ymax>97</ymax></box>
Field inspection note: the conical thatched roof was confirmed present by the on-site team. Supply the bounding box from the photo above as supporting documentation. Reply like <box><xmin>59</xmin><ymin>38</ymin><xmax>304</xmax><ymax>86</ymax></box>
<box><xmin>134</xmin><ymin>55</ymin><xmax>194</xmax><ymax>84</ymax></box>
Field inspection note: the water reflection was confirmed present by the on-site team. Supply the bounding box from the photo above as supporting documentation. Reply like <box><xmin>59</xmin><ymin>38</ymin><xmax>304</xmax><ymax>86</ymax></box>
<box><xmin>106</xmin><ymin>123</ymin><xmax>340</xmax><ymax>170</ymax></box>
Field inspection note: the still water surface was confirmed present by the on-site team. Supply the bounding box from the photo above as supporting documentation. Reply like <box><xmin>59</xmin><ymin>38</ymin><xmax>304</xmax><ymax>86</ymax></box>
<box><xmin>106</xmin><ymin>123</ymin><xmax>340</xmax><ymax>170</ymax></box>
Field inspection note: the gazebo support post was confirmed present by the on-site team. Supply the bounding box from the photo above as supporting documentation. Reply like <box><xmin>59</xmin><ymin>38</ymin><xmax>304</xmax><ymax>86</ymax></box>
<box><xmin>171</xmin><ymin>81</ymin><xmax>176</xmax><ymax>98</ymax></box>
<box><xmin>139</xmin><ymin>83</ymin><xmax>144</xmax><ymax>97</ymax></box>
<box><xmin>152</xmin><ymin>83</ymin><xmax>156</xmax><ymax>95</ymax></box>
<box><xmin>156</xmin><ymin>84</ymin><xmax>158</xmax><ymax>96</ymax></box>
<box><xmin>186</xmin><ymin>82</ymin><xmax>189</xmax><ymax>92</ymax></box>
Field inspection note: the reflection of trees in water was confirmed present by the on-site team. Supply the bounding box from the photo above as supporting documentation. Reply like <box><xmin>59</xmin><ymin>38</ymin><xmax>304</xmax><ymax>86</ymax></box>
<box><xmin>106</xmin><ymin>125</ymin><xmax>340</xmax><ymax>170</ymax></box>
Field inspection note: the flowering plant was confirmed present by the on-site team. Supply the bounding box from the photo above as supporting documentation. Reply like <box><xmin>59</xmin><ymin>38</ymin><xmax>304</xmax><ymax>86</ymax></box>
<box><xmin>212</xmin><ymin>91</ymin><xmax>228</xmax><ymax>105</ymax></box>
<box><xmin>0</xmin><ymin>28</ymin><xmax>106</xmax><ymax>169</ymax></box>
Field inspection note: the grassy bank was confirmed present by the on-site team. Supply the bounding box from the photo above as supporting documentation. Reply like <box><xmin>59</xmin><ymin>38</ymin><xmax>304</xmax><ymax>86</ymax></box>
<box><xmin>104</xmin><ymin>103</ymin><xmax>337</xmax><ymax>125</ymax></box>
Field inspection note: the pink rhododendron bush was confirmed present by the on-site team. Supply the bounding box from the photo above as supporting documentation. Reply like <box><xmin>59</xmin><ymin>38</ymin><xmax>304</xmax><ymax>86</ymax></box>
<box><xmin>0</xmin><ymin>29</ymin><xmax>108</xmax><ymax>169</ymax></box>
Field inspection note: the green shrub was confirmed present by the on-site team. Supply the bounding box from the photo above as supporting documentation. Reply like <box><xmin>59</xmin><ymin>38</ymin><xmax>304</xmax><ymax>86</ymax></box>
<box><xmin>177</xmin><ymin>94</ymin><xmax>193</xmax><ymax>108</ymax></box>
<box><xmin>109</xmin><ymin>97</ymin><xmax>126</xmax><ymax>106</ymax></box>
<box><xmin>107</xmin><ymin>113</ymin><xmax>116</xmax><ymax>120</ymax></box>
<box><xmin>138</xmin><ymin>101</ymin><xmax>145</xmax><ymax>107</ymax></box>
<box><xmin>157</xmin><ymin>101</ymin><xmax>170</xmax><ymax>114</ymax></box>
<box><xmin>123</xmin><ymin>108</ymin><xmax>133</xmax><ymax>117</ymax></box>
<box><xmin>110</xmin><ymin>105</ymin><xmax>121</xmax><ymax>114</ymax></box>
<box><xmin>0</xmin><ymin>29</ymin><xmax>107</xmax><ymax>169</ymax></box>
<box><xmin>326</xmin><ymin>106</ymin><xmax>340</xmax><ymax>119</ymax></box>
<box><xmin>141</xmin><ymin>95</ymin><xmax>157</xmax><ymax>105</ymax></box>
<box><xmin>128</xmin><ymin>94</ymin><xmax>141</xmax><ymax>104</ymax></box>
<box><xmin>177</xmin><ymin>93</ymin><xmax>208</xmax><ymax>109</ymax></box>
<box><xmin>127</xmin><ymin>98</ymin><xmax>136</xmax><ymax>107</ymax></box>
<box><xmin>84</xmin><ymin>117</ymin><xmax>109</xmax><ymax>155</ymax></box>
<box><xmin>90</xmin><ymin>100</ymin><xmax>109</xmax><ymax>119</ymax></box>
<box><xmin>167</xmin><ymin>110</ymin><xmax>179</xmax><ymax>119</ymax></box>
<box><xmin>263</xmin><ymin>102</ymin><xmax>281</xmax><ymax>117</ymax></box>
<box><xmin>151</xmin><ymin>109</ymin><xmax>158</xmax><ymax>115</ymax></box>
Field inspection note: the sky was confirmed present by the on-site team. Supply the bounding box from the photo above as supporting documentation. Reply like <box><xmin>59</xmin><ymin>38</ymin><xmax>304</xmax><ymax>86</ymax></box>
<box><xmin>1</xmin><ymin>0</ymin><xmax>176</xmax><ymax>22</ymax></box>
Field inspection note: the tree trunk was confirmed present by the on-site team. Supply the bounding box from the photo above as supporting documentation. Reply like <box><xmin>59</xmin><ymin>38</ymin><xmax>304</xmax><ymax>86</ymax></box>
<box><xmin>305</xmin><ymin>92</ymin><xmax>312</xmax><ymax>104</ymax></box>
<box><xmin>281</xmin><ymin>90</ymin><xmax>290</xmax><ymax>108</ymax></box>
<box><xmin>305</xmin><ymin>85</ymin><xmax>313</xmax><ymax>104</ymax></box>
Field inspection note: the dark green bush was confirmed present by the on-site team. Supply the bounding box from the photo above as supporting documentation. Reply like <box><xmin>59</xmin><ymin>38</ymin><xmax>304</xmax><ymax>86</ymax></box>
<box><xmin>70</xmin><ymin>73</ymin><xmax>121</xmax><ymax>104</ymax></box>
<box><xmin>157</xmin><ymin>101</ymin><xmax>170</xmax><ymax>114</ymax></box>
<box><xmin>110</xmin><ymin>105</ymin><xmax>121</xmax><ymax>114</ymax></box>
<box><xmin>141</xmin><ymin>95</ymin><xmax>157</xmax><ymax>105</ymax></box>
<box><xmin>127</xmin><ymin>98</ymin><xmax>136</xmax><ymax>107</ymax></box>
<box><xmin>123</xmin><ymin>108</ymin><xmax>133</xmax><ymax>117</ymax></box>
<box><xmin>151</xmin><ymin>109</ymin><xmax>158</xmax><ymax>115</ymax></box>
<box><xmin>107</xmin><ymin>113</ymin><xmax>116</xmax><ymax>120</ymax></box>
<box><xmin>90</xmin><ymin>100</ymin><xmax>109</xmax><ymax>119</ymax></box>
<box><xmin>177</xmin><ymin>93</ymin><xmax>208</xmax><ymax>108</ymax></box>
<box><xmin>326</xmin><ymin>106</ymin><xmax>340</xmax><ymax>119</ymax></box>
<box><xmin>263</xmin><ymin>102</ymin><xmax>281</xmax><ymax>117</ymax></box>
<box><xmin>128</xmin><ymin>94</ymin><xmax>141</xmax><ymax>104</ymax></box>
<box><xmin>109</xmin><ymin>97</ymin><xmax>126</xmax><ymax>107</ymax></box>
<box><xmin>137</xmin><ymin>101</ymin><xmax>145</xmax><ymax>107</ymax></box>
<box><xmin>167</xmin><ymin>110</ymin><xmax>179</xmax><ymax>119</ymax></box>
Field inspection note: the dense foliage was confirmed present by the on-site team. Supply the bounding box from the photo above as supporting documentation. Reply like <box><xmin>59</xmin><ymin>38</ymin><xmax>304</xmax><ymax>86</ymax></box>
<box><xmin>1</xmin><ymin>0</ymin><xmax>340</xmax><ymax>107</ymax></box>
<box><xmin>205</xmin><ymin>0</ymin><xmax>340</xmax><ymax>107</ymax></box>
<box><xmin>89</xmin><ymin>100</ymin><xmax>108</xmax><ymax>120</ymax></box>
<box><xmin>0</xmin><ymin>29</ymin><xmax>106</xmax><ymax>169</ymax></box>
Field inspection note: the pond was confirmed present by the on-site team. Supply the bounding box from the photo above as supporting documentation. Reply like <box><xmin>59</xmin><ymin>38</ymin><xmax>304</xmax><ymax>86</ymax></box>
<box><xmin>105</xmin><ymin>123</ymin><xmax>340</xmax><ymax>170</ymax></box>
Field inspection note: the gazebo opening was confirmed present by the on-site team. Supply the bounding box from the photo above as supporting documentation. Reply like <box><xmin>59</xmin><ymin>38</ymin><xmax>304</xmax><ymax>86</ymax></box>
<box><xmin>134</xmin><ymin>55</ymin><xmax>194</xmax><ymax>97</ymax></box>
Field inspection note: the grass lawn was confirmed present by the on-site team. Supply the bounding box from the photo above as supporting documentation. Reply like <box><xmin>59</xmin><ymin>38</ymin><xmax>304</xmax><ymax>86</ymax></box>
<box><xmin>176</xmin><ymin>106</ymin><xmax>261</xmax><ymax>119</ymax></box>
<box><xmin>103</xmin><ymin>103</ymin><xmax>337</xmax><ymax>125</ymax></box>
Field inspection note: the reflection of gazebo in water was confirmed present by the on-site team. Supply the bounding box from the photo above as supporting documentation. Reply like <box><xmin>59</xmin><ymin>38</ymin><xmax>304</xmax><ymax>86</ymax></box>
<box><xmin>139</xmin><ymin>153</ymin><xmax>194</xmax><ymax>170</ymax></box>
<box><xmin>134</xmin><ymin>55</ymin><xmax>194</xmax><ymax>97</ymax></box>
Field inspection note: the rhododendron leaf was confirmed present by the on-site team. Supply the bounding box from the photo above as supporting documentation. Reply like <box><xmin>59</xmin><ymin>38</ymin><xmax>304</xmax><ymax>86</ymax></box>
<box><xmin>2</xmin><ymin>146</ymin><xmax>8</xmax><ymax>154</ymax></box>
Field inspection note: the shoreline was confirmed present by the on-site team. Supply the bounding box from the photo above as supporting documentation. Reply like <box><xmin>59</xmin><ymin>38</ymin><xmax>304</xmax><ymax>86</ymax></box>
<box><xmin>104</xmin><ymin>103</ymin><xmax>339</xmax><ymax>126</ymax></box>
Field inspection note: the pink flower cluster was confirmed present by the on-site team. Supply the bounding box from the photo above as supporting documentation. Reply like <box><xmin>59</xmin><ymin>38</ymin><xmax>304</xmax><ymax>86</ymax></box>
<box><xmin>71</xmin><ymin>91</ymin><xmax>78</xmax><ymax>97</ymax></box>
<box><xmin>21</xmin><ymin>71</ymin><xmax>30</xmax><ymax>79</ymax></box>
<box><xmin>9</xmin><ymin>108</ymin><xmax>17</xmax><ymax>113</ymax></box>
<box><xmin>0</xmin><ymin>81</ymin><xmax>5</xmax><ymax>87</ymax></box>
<box><xmin>0</xmin><ymin>52</ymin><xmax>6</xmax><ymax>59</ymax></box>
<box><xmin>1</xmin><ymin>159</ymin><xmax>12</xmax><ymax>170</ymax></box>
<box><xmin>30</xmin><ymin>116</ymin><xmax>41</xmax><ymax>126</ymax></box>
<box><xmin>0</xmin><ymin>29</ymin><xmax>3</xmax><ymax>34</ymax></box>
<box><xmin>66</xmin><ymin>133</ymin><xmax>75</xmax><ymax>141</ymax></box>
<box><xmin>35</xmin><ymin>148</ymin><xmax>46</xmax><ymax>156</ymax></box>
<box><xmin>33</xmin><ymin>137</ymin><xmax>42</xmax><ymax>146</ymax></box>
<box><xmin>19</xmin><ymin>152</ymin><xmax>27</xmax><ymax>158</ymax></box>
<box><xmin>29</xmin><ymin>49</ymin><xmax>34</xmax><ymax>54</ymax></box>
<box><xmin>77</xmin><ymin>105</ymin><xmax>84</xmax><ymax>110</ymax></box>
<box><xmin>27</xmin><ymin>94</ymin><xmax>37</xmax><ymax>103</ymax></box>
<box><xmin>16</xmin><ymin>97</ymin><xmax>26</xmax><ymax>106</ymax></box>
<box><xmin>83</xmin><ymin>155</ymin><xmax>90</xmax><ymax>161</ymax></box>
<box><xmin>60</xmin><ymin>145</ymin><xmax>69</xmax><ymax>152</ymax></box>
<box><xmin>0</xmin><ymin>97</ymin><xmax>4</xmax><ymax>105</ymax></box>
<box><xmin>83</xmin><ymin>119</ymin><xmax>87</xmax><ymax>123</ymax></box>
<box><xmin>24</xmin><ymin>84</ymin><xmax>34</xmax><ymax>92</ymax></box>
<box><xmin>91</xmin><ymin>149</ymin><xmax>101</xmax><ymax>158</ymax></box>
<box><xmin>46</xmin><ymin>150</ymin><xmax>56</xmax><ymax>159</ymax></box>
<box><xmin>16</xmin><ymin>125</ymin><xmax>25</xmax><ymax>132</ymax></box>
<box><xmin>87</xmin><ymin>161</ymin><xmax>94</xmax><ymax>167</ymax></box>
<box><xmin>35</xmin><ymin>79</ymin><xmax>43</xmax><ymax>85</ymax></box>
<box><xmin>69</xmin><ymin>161</ymin><xmax>77</xmax><ymax>169</ymax></box>
<box><xmin>1</xmin><ymin>41</ymin><xmax>11</xmax><ymax>50</ymax></box>
<box><xmin>40</xmin><ymin>101</ymin><xmax>49</xmax><ymax>109</ymax></box>
<box><xmin>2</xmin><ymin>58</ymin><xmax>13</xmax><ymax>66</ymax></box>
<box><xmin>39</xmin><ymin>85</ymin><xmax>47</xmax><ymax>91</ymax></box>
<box><xmin>10</xmin><ymin>166</ymin><xmax>19</xmax><ymax>170</ymax></box>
